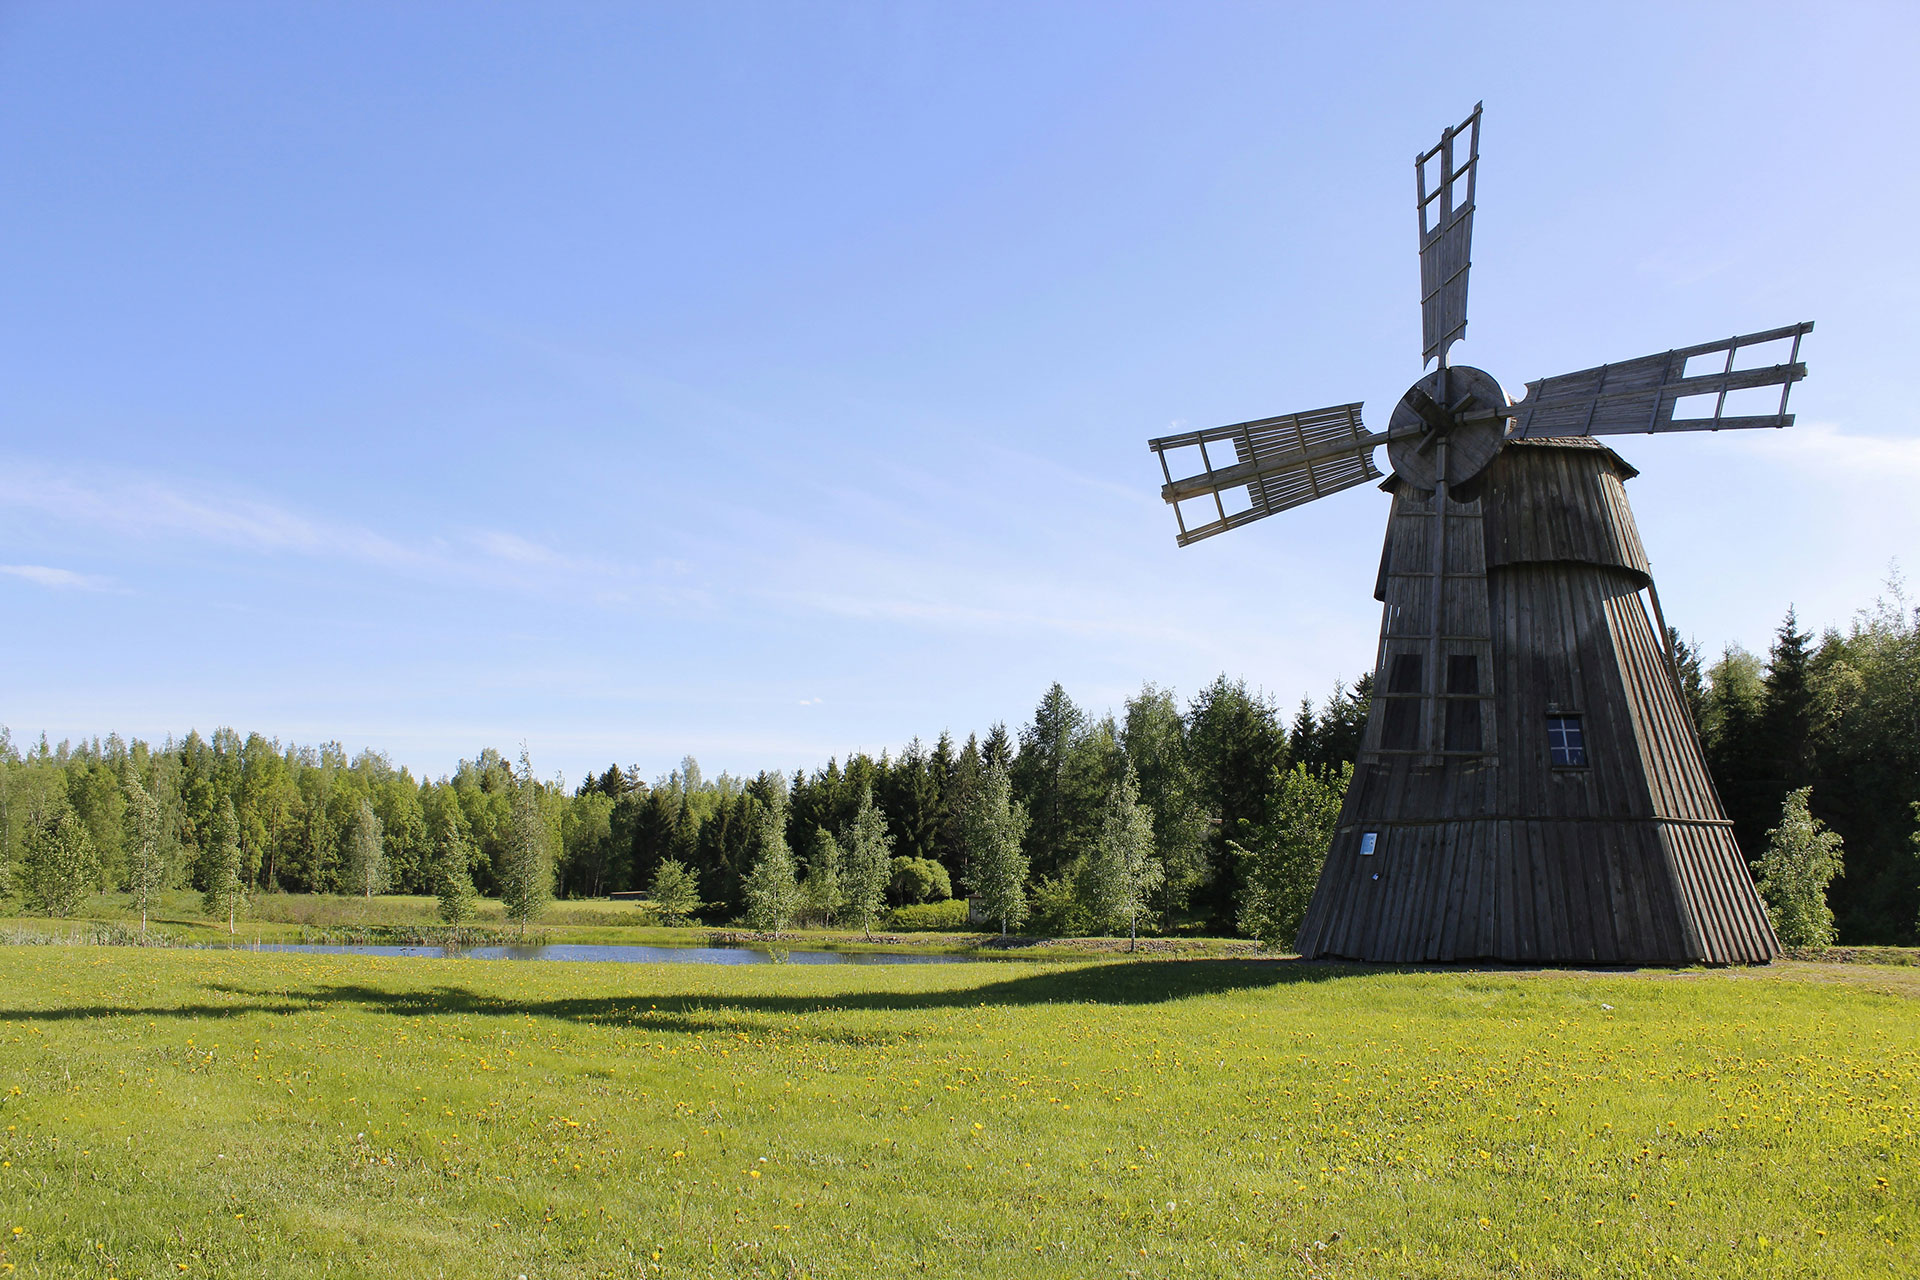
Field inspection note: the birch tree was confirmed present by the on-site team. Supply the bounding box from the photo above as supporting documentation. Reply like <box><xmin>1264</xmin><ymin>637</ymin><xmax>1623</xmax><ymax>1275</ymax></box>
<box><xmin>962</xmin><ymin>761</ymin><xmax>1029</xmax><ymax>936</ymax></box>
<box><xmin>123</xmin><ymin>771</ymin><xmax>166</xmax><ymax>934</ymax></box>
<box><xmin>202</xmin><ymin>797</ymin><xmax>246</xmax><ymax>933</ymax></box>
<box><xmin>840</xmin><ymin>787</ymin><xmax>894</xmax><ymax>938</ymax></box>
<box><xmin>499</xmin><ymin>748</ymin><xmax>552</xmax><ymax>937</ymax></box>
<box><xmin>22</xmin><ymin>802</ymin><xmax>97</xmax><ymax>918</ymax></box>
<box><xmin>742</xmin><ymin>799</ymin><xmax>799</xmax><ymax>933</ymax></box>
<box><xmin>345</xmin><ymin>797</ymin><xmax>388</xmax><ymax>904</ymax></box>
<box><xmin>1084</xmin><ymin>761</ymin><xmax>1161</xmax><ymax>949</ymax></box>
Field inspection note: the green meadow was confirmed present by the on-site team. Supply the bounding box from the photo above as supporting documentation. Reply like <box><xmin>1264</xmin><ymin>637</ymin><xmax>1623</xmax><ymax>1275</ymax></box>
<box><xmin>0</xmin><ymin>949</ymin><xmax>1914</xmax><ymax>1279</ymax></box>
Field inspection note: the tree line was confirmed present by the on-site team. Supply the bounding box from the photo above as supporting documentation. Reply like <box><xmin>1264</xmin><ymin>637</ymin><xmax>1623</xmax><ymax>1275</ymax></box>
<box><xmin>1681</xmin><ymin>579</ymin><xmax>1920</xmax><ymax>945</ymax></box>
<box><xmin>2</xmin><ymin>577</ymin><xmax>1915</xmax><ymax>944</ymax></box>
<box><xmin>0</xmin><ymin>673</ymin><xmax>1369</xmax><ymax>942</ymax></box>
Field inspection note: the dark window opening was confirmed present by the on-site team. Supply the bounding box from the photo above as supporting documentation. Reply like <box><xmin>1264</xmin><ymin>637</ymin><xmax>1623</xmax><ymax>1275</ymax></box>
<box><xmin>1382</xmin><ymin>700</ymin><xmax>1420</xmax><ymax>751</ymax></box>
<box><xmin>1381</xmin><ymin>653</ymin><xmax>1424</xmax><ymax>751</ymax></box>
<box><xmin>1444</xmin><ymin>654</ymin><xmax>1482</xmax><ymax>752</ymax></box>
<box><xmin>1548</xmin><ymin>716</ymin><xmax>1588</xmax><ymax>768</ymax></box>
<box><xmin>1445</xmin><ymin>699</ymin><xmax>1482</xmax><ymax>752</ymax></box>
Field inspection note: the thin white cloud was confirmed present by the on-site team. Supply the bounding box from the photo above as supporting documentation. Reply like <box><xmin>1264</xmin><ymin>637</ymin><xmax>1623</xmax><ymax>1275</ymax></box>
<box><xmin>0</xmin><ymin>462</ymin><xmax>429</xmax><ymax>569</ymax></box>
<box><xmin>1734</xmin><ymin>421</ymin><xmax>1920</xmax><ymax>482</ymax></box>
<box><xmin>0</xmin><ymin>459</ymin><xmax>688</xmax><ymax>604</ymax></box>
<box><xmin>0</xmin><ymin>563</ymin><xmax>113</xmax><ymax>591</ymax></box>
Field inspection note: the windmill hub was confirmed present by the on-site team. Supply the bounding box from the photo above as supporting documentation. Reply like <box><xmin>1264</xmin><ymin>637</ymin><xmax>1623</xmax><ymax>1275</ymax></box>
<box><xmin>1384</xmin><ymin>364</ymin><xmax>1508</xmax><ymax>493</ymax></box>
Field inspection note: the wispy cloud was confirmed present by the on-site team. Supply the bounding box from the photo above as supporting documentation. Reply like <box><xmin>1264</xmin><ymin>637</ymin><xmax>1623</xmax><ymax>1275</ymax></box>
<box><xmin>0</xmin><ymin>461</ymin><xmax>430</xmax><ymax>569</ymax></box>
<box><xmin>0</xmin><ymin>459</ymin><xmax>692</xmax><ymax>605</ymax></box>
<box><xmin>0</xmin><ymin>563</ymin><xmax>114</xmax><ymax>591</ymax></box>
<box><xmin>1735</xmin><ymin>422</ymin><xmax>1920</xmax><ymax>483</ymax></box>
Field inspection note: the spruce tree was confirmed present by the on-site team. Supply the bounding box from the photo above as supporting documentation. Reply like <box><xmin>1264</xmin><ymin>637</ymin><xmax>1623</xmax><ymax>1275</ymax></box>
<box><xmin>650</xmin><ymin>858</ymin><xmax>700</xmax><ymax>926</ymax></box>
<box><xmin>123</xmin><ymin>771</ymin><xmax>166</xmax><ymax>935</ymax></box>
<box><xmin>1186</xmin><ymin>674</ymin><xmax>1289</xmax><ymax>931</ymax></box>
<box><xmin>741</xmin><ymin>799</ymin><xmax>799</xmax><ymax>933</ymax></box>
<box><xmin>1667</xmin><ymin>628</ymin><xmax>1707</xmax><ymax>728</ymax></box>
<box><xmin>1755</xmin><ymin>787</ymin><xmax>1844</xmax><ymax>949</ymax></box>
<box><xmin>1760</xmin><ymin>607</ymin><xmax>1818</xmax><ymax>793</ymax></box>
<box><xmin>962</xmin><ymin>761</ymin><xmax>1029</xmax><ymax>936</ymax></box>
<box><xmin>1011</xmin><ymin>683</ymin><xmax>1089</xmax><ymax>880</ymax></box>
<box><xmin>840</xmin><ymin>786</ymin><xmax>894</xmax><ymax>938</ymax></box>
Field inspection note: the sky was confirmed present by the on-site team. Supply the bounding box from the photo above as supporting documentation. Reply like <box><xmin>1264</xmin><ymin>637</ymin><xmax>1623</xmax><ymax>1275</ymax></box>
<box><xmin>2</xmin><ymin>1</ymin><xmax>1917</xmax><ymax>786</ymax></box>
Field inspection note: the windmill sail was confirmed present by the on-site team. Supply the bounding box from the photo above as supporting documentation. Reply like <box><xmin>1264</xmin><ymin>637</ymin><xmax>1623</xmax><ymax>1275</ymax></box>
<box><xmin>1417</xmin><ymin>103</ymin><xmax>1481</xmax><ymax>367</ymax></box>
<box><xmin>1509</xmin><ymin>322</ymin><xmax>1813</xmax><ymax>439</ymax></box>
<box><xmin>1151</xmin><ymin>402</ymin><xmax>1381</xmax><ymax>546</ymax></box>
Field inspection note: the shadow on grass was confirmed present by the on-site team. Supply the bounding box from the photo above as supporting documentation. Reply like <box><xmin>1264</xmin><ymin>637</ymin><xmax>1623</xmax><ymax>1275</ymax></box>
<box><xmin>0</xmin><ymin>958</ymin><xmax>1406</xmax><ymax>1029</ymax></box>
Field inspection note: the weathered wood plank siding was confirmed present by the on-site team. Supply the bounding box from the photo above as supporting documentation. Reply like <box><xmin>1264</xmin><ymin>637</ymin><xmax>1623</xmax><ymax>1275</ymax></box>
<box><xmin>1295</xmin><ymin>438</ymin><xmax>1778</xmax><ymax>965</ymax></box>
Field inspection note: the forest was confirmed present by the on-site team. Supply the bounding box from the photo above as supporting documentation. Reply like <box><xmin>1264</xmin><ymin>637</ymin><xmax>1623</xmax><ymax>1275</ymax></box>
<box><xmin>2</xmin><ymin>582</ymin><xmax>1916</xmax><ymax>944</ymax></box>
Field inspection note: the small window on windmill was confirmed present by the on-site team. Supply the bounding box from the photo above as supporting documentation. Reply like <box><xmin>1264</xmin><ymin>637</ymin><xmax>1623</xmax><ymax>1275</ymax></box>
<box><xmin>1444</xmin><ymin>655</ymin><xmax>1482</xmax><ymax>752</ymax></box>
<box><xmin>1358</xmin><ymin>832</ymin><xmax>1379</xmax><ymax>857</ymax></box>
<box><xmin>1547</xmin><ymin>716</ymin><xmax>1588</xmax><ymax>768</ymax></box>
<box><xmin>1381</xmin><ymin>654</ymin><xmax>1422</xmax><ymax>750</ymax></box>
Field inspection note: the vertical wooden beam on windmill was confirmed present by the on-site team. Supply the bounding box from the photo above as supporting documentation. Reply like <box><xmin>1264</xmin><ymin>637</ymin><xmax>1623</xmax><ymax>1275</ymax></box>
<box><xmin>1413</xmin><ymin>104</ymin><xmax>1481</xmax><ymax>763</ymax></box>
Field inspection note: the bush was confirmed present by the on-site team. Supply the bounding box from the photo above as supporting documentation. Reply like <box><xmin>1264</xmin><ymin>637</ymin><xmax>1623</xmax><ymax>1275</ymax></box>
<box><xmin>886</xmin><ymin>899</ymin><xmax>971</xmax><ymax>932</ymax></box>
<box><xmin>1755</xmin><ymin>787</ymin><xmax>1844</xmax><ymax>948</ymax></box>
<box><xmin>888</xmin><ymin>856</ymin><xmax>952</xmax><ymax>906</ymax></box>
<box><xmin>1027</xmin><ymin>872</ymin><xmax>1092</xmax><ymax>937</ymax></box>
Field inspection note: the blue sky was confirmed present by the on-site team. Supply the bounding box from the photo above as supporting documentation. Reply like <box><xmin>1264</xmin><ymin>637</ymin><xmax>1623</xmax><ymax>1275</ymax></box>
<box><xmin>3</xmin><ymin>1</ymin><xmax>1916</xmax><ymax>785</ymax></box>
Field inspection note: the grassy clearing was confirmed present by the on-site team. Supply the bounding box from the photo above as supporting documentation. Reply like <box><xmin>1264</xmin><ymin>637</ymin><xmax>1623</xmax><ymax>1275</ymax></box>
<box><xmin>0</xmin><ymin>950</ymin><xmax>1914</xmax><ymax>1279</ymax></box>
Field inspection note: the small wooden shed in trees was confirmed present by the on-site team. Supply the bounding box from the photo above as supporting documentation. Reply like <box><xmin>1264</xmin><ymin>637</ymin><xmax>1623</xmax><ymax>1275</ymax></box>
<box><xmin>1142</xmin><ymin>105</ymin><xmax>1801</xmax><ymax>964</ymax></box>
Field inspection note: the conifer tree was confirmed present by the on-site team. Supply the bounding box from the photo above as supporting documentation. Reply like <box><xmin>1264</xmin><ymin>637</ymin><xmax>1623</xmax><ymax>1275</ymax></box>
<box><xmin>650</xmin><ymin>858</ymin><xmax>700</xmax><ymax>925</ymax></box>
<box><xmin>201</xmin><ymin>796</ymin><xmax>246</xmax><ymax>932</ymax></box>
<box><xmin>1755</xmin><ymin>786</ymin><xmax>1844</xmax><ymax>949</ymax></box>
<box><xmin>1084</xmin><ymin>761</ymin><xmax>1161</xmax><ymax>948</ymax></box>
<box><xmin>123</xmin><ymin>771</ymin><xmax>166</xmax><ymax>935</ymax></box>
<box><xmin>742</xmin><ymin>799</ymin><xmax>799</xmax><ymax>932</ymax></box>
<box><xmin>962</xmin><ymin>760</ymin><xmax>1029</xmax><ymax>936</ymax></box>
<box><xmin>22</xmin><ymin>802</ymin><xmax>98</xmax><ymax>918</ymax></box>
<box><xmin>840</xmin><ymin>786</ymin><xmax>894</xmax><ymax>938</ymax></box>
<box><xmin>499</xmin><ymin>749</ymin><xmax>552</xmax><ymax>937</ymax></box>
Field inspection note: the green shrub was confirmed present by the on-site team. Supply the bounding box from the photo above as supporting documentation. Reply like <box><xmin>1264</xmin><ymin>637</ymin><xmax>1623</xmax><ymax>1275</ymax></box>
<box><xmin>888</xmin><ymin>856</ymin><xmax>951</xmax><ymax>905</ymax></box>
<box><xmin>885</xmin><ymin>899</ymin><xmax>970</xmax><ymax>932</ymax></box>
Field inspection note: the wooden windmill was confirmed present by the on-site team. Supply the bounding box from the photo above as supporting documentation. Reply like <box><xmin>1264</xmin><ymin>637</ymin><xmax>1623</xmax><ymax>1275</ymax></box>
<box><xmin>1149</xmin><ymin>105</ymin><xmax>1808</xmax><ymax>964</ymax></box>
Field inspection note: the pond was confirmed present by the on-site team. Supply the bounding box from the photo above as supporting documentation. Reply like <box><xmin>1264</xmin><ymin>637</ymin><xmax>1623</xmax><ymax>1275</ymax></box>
<box><xmin>227</xmin><ymin>942</ymin><xmax>980</xmax><ymax>965</ymax></box>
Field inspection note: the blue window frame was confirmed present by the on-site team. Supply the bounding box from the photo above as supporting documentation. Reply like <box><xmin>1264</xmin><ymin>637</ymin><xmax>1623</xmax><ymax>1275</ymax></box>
<box><xmin>1547</xmin><ymin>716</ymin><xmax>1587</xmax><ymax>768</ymax></box>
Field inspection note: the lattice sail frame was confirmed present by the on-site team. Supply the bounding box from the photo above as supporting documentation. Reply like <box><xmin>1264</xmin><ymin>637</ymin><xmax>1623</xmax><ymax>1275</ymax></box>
<box><xmin>1510</xmin><ymin>322</ymin><xmax>1813</xmax><ymax>439</ymax></box>
<box><xmin>1149</xmin><ymin>402</ymin><xmax>1382</xmax><ymax>547</ymax></box>
<box><xmin>1417</xmin><ymin>102</ymin><xmax>1482</xmax><ymax>367</ymax></box>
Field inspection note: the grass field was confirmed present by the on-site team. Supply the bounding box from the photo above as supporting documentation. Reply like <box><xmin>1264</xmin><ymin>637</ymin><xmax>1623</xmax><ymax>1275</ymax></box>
<box><xmin>0</xmin><ymin>949</ymin><xmax>1914</xmax><ymax>1279</ymax></box>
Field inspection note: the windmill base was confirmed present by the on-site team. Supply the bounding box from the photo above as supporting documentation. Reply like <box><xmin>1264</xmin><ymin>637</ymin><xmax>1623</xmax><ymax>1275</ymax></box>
<box><xmin>1298</xmin><ymin>816</ymin><xmax>1775</xmax><ymax>966</ymax></box>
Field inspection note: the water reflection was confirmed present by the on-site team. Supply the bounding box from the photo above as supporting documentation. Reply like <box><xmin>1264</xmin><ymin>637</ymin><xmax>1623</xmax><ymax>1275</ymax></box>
<box><xmin>228</xmin><ymin>941</ymin><xmax>976</xmax><ymax>965</ymax></box>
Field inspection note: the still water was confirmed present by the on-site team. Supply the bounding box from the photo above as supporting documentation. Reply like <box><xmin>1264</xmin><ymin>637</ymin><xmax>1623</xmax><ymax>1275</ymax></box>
<box><xmin>231</xmin><ymin>942</ymin><xmax>977</xmax><ymax>965</ymax></box>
